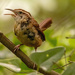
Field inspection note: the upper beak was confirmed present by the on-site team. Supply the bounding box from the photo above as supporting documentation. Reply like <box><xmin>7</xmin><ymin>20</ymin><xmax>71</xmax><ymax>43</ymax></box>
<box><xmin>4</xmin><ymin>8</ymin><xmax>16</xmax><ymax>17</ymax></box>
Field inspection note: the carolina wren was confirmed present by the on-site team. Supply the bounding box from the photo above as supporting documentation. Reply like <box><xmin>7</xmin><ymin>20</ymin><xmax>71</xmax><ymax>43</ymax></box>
<box><xmin>5</xmin><ymin>8</ymin><xmax>52</xmax><ymax>51</ymax></box>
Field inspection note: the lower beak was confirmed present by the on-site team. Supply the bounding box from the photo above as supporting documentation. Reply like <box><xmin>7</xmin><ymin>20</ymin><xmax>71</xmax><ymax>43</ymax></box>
<box><xmin>4</xmin><ymin>14</ymin><xmax>16</xmax><ymax>17</ymax></box>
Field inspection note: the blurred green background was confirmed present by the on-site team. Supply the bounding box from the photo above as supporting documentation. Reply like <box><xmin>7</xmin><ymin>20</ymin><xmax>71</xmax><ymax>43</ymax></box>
<box><xmin>0</xmin><ymin>0</ymin><xmax>75</xmax><ymax>75</ymax></box>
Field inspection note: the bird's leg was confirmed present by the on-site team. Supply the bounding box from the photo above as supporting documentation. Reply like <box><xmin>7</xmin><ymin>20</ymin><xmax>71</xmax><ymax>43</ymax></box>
<box><xmin>35</xmin><ymin>47</ymin><xmax>37</xmax><ymax>52</ymax></box>
<box><xmin>14</xmin><ymin>44</ymin><xmax>23</xmax><ymax>52</ymax></box>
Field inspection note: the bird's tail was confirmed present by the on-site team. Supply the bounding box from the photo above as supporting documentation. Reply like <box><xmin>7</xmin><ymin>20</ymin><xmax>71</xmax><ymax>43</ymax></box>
<box><xmin>39</xmin><ymin>18</ymin><xmax>52</xmax><ymax>31</ymax></box>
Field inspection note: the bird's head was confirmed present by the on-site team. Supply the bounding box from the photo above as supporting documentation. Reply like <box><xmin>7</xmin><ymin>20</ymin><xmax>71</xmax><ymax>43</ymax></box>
<box><xmin>5</xmin><ymin>8</ymin><xmax>31</xmax><ymax>21</ymax></box>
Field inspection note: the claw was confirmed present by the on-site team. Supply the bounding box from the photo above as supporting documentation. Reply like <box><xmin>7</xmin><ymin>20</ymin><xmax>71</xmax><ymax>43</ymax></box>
<box><xmin>14</xmin><ymin>44</ymin><xmax>23</xmax><ymax>52</ymax></box>
<box><xmin>33</xmin><ymin>63</ymin><xmax>36</xmax><ymax>69</ymax></box>
<box><xmin>14</xmin><ymin>45</ymin><xmax>20</xmax><ymax>52</ymax></box>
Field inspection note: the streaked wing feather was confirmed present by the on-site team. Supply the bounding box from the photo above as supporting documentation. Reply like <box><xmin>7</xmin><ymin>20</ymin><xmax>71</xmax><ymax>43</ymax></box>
<box><xmin>32</xmin><ymin>18</ymin><xmax>45</xmax><ymax>41</ymax></box>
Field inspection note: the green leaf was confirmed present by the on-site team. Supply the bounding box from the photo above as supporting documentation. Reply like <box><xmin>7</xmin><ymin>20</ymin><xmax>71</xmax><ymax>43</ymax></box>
<box><xmin>0</xmin><ymin>58</ymin><xmax>21</xmax><ymax>67</ymax></box>
<box><xmin>0</xmin><ymin>58</ymin><xmax>33</xmax><ymax>73</ymax></box>
<box><xmin>62</xmin><ymin>63</ymin><xmax>75</xmax><ymax>75</ymax></box>
<box><xmin>0</xmin><ymin>62</ymin><xmax>21</xmax><ymax>72</ymax></box>
<box><xmin>30</xmin><ymin>47</ymin><xmax>65</xmax><ymax>71</ymax></box>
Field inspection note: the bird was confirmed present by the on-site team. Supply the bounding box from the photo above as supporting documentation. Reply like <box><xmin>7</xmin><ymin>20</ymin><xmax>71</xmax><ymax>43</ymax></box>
<box><xmin>5</xmin><ymin>8</ymin><xmax>52</xmax><ymax>52</ymax></box>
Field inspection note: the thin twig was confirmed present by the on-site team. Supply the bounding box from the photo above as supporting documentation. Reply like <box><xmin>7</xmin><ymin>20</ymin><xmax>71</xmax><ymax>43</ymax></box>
<box><xmin>64</xmin><ymin>50</ymin><xmax>67</xmax><ymax>67</ymax></box>
<box><xmin>53</xmin><ymin>62</ymin><xmax>64</xmax><ymax>70</ymax></box>
<box><xmin>53</xmin><ymin>61</ymin><xmax>73</xmax><ymax>70</ymax></box>
<box><xmin>69</xmin><ymin>49</ymin><xmax>75</xmax><ymax>57</ymax></box>
<box><xmin>0</xmin><ymin>32</ymin><xmax>60</xmax><ymax>75</ymax></box>
<box><xmin>66</xmin><ymin>37</ymin><xmax>75</xmax><ymax>39</ymax></box>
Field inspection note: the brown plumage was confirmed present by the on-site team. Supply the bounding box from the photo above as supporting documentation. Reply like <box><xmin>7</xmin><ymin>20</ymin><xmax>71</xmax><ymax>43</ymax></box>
<box><xmin>5</xmin><ymin>8</ymin><xmax>52</xmax><ymax>51</ymax></box>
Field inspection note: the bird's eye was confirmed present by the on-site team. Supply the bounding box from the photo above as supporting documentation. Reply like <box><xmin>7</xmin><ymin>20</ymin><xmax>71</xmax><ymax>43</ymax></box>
<box><xmin>19</xmin><ymin>11</ymin><xmax>22</xmax><ymax>14</ymax></box>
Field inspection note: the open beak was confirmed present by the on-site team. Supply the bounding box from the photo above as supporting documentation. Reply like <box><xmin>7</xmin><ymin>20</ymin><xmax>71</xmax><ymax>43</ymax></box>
<box><xmin>4</xmin><ymin>8</ymin><xmax>16</xmax><ymax>17</ymax></box>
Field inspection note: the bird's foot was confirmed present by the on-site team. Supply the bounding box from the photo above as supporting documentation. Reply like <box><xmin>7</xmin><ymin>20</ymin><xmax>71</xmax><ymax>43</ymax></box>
<box><xmin>14</xmin><ymin>44</ymin><xmax>23</xmax><ymax>52</ymax></box>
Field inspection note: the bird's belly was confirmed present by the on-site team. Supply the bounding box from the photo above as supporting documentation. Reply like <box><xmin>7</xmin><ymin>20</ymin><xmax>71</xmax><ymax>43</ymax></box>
<box><xmin>14</xmin><ymin>25</ymin><xmax>42</xmax><ymax>47</ymax></box>
<box><xmin>17</xmin><ymin>34</ymin><xmax>42</xmax><ymax>47</ymax></box>
<box><xmin>17</xmin><ymin>35</ymin><xmax>35</xmax><ymax>46</ymax></box>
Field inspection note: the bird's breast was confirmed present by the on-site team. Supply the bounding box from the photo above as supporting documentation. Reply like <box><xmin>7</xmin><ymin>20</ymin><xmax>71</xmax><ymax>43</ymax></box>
<box><xmin>14</xmin><ymin>23</ymin><xmax>42</xmax><ymax>47</ymax></box>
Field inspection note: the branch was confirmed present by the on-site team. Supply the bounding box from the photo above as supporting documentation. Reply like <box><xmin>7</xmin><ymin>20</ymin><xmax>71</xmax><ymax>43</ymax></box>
<box><xmin>0</xmin><ymin>32</ymin><xmax>60</xmax><ymax>75</ymax></box>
